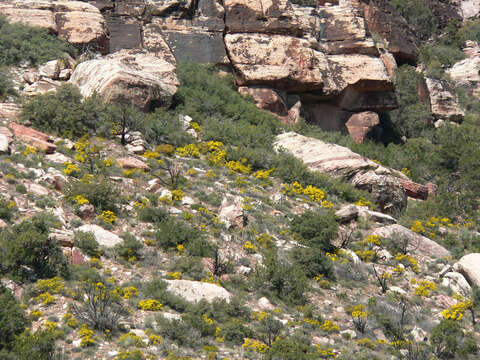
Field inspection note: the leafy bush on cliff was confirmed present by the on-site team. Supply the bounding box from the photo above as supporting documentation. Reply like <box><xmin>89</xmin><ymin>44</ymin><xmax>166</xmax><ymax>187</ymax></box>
<box><xmin>0</xmin><ymin>68</ymin><xmax>16</xmax><ymax>100</ymax></box>
<box><xmin>389</xmin><ymin>0</ymin><xmax>438</xmax><ymax>41</ymax></box>
<box><xmin>0</xmin><ymin>216</ymin><xmax>68</xmax><ymax>281</ymax></box>
<box><xmin>21</xmin><ymin>84</ymin><xmax>106</xmax><ymax>139</ymax></box>
<box><xmin>0</xmin><ymin>285</ymin><xmax>28</xmax><ymax>352</ymax></box>
<box><xmin>0</xmin><ymin>16</ymin><xmax>75</xmax><ymax>66</ymax></box>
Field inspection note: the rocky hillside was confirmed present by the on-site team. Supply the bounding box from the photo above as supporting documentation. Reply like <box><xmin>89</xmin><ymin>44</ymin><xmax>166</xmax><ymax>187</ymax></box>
<box><xmin>1</xmin><ymin>1</ymin><xmax>480</xmax><ymax>360</ymax></box>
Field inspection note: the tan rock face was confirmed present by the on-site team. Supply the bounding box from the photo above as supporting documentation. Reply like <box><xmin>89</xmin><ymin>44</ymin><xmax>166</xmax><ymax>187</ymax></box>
<box><xmin>9</xmin><ymin>122</ymin><xmax>57</xmax><ymax>154</ymax></box>
<box><xmin>345</xmin><ymin>111</ymin><xmax>380</xmax><ymax>144</ymax></box>
<box><xmin>0</xmin><ymin>1</ymin><xmax>108</xmax><ymax>51</ymax></box>
<box><xmin>273</xmin><ymin>132</ymin><xmax>433</xmax><ymax>212</ymax></box>
<box><xmin>372</xmin><ymin>224</ymin><xmax>450</xmax><ymax>259</ymax></box>
<box><xmin>238</xmin><ymin>86</ymin><xmax>288</xmax><ymax>116</ymax></box>
<box><xmin>117</xmin><ymin>157</ymin><xmax>151</xmax><ymax>172</ymax></box>
<box><xmin>54</xmin><ymin>1</ymin><xmax>108</xmax><ymax>51</ymax></box>
<box><xmin>425</xmin><ymin>78</ymin><xmax>464</xmax><ymax>122</ymax></box>
<box><xmin>225</xmin><ymin>33</ymin><xmax>327</xmax><ymax>92</ymax></box>
<box><xmin>224</xmin><ymin>0</ymin><xmax>301</xmax><ymax>35</ymax></box>
<box><xmin>448</xmin><ymin>46</ymin><xmax>480</xmax><ymax>99</ymax></box>
<box><xmin>70</xmin><ymin>49</ymin><xmax>179</xmax><ymax>110</ymax></box>
<box><xmin>454</xmin><ymin>253</ymin><xmax>480</xmax><ymax>288</ymax></box>
<box><xmin>360</xmin><ymin>0</ymin><xmax>419</xmax><ymax>64</ymax></box>
<box><xmin>461</xmin><ymin>0</ymin><xmax>480</xmax><ymax>19</ymax></box>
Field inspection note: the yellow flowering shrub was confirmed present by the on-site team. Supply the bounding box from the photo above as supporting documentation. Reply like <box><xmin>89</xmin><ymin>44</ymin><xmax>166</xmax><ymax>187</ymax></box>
<box><xmin>176</xmin><ymin>144</ymin><xmax>200</xmax><ymax>158</ymax></box>
<box><xmin>315</xmin><ymin>345</ymin><xmax>337</xmax><ymax>358</ymax></box>
<box><xmin>142</xmin><ymin>150</ymin><xmax>160</xmax><ymax>159</ymax></box>
<box><xmin>395</xmin><ymin>253</ymin><xmax>419</xmax><ymax>273</ymax></box>
<box><xmin>357</xmin><ymin>338</ymin><xmax>375</xmax><ymax>349</ymax></box>
<box><xmin>63</xmin><ymin>162</ymin><xmax>80</xmax><ymax>176</ymax></box>
<box><xmin>243</xmin><ymin>240</ymin><xmax>257</xmax><ymax>253</ymax></box>
<box><xmin>354</xmin><ymin>197</ymin><xmax>373</xmax><ymax>209</ymax></box>
<box><xmin>171</xmin><ymin>189</ymin><xmax>185</xmax><ymax>201</ymax></box>
<box><xmin>100</xmin><ymin>210</ymin><xmax>116</xmax><ymax>224</ymax></box>
<box><xmin>149</xmin><ymin>334</ymin><xmax>163</xmax><ymax>345</ymax></box>
<box><xmin>254</xmin><ymin>168</ymin><xmax>274</xmax><ymax>179</ymax></box>
<box><xmin>321</xmin><ymin>320</ymin><xmax>340</xmax><ymax>333</ymax></box>
<box><xmin>36</xmin><ymin>292</ymin><xmax>55</xmax><ymax>306</ymax></box>
<box><xmin>89</xmin><ymin>257</ymin><xmax>103</xmax><ymax>269</ymax></box>
<box><xmin>74</xmin><ymin>194</ymin><xmax>90</xmax><ymax>205</ymax></box>
<box><xmin>252</xmin><ymin>311</ymin><xmax>270</xmax><ymax>321</ymax></box>
<box><xmin>24</xmin><ymin>146</ymin><xmax>37</xmax><ymax>156</ymax></box>
<box><xmin>365</xmin><ymin>235</ymin><xmax>381</xmax><ymax>246</ymax></box>
<box><xmin>414</xmin><ymin>280</ymin><xmax>437</xmax><ymax>297</ymax></box>
<box><xmin>63</xmin><ymin>313</ymin><xmax>79</xmax><ymax>328</ymax></box>
<box><xmin>138</xmin><ymin>299</ymin><xmax>163</xmax><ymax>311</ymax></box>
<box><xmin>78</xmin><ymin>324</ymin><xmax>95</xmax><ymax>347</ymax></box>
<box><xmin>115</xmin><ymin>286</ymin><xmax>138</xmax><ymax>299</ymax></box>
<box><xmin>203</xmin><ymin>314</ymin><xmax>214</xmax><ymax>325</ymax></box>
<box><xmin>242</xmin><ymin>338</ymin><xmax>268</xmax><ymax>353</ymax></box>
<box><xmin>190</xmin><ymin>121</ymin><xmax>201</xmax><ymax>132</ymax></box>
<box><xmin>29</xmin><ymin>309</ymin><xmax>43</xmax><ymax>320</ymax></box>
<box><xmin>116</xmin><ymin>350</ymin><xmax>145</xmax><ymax>360</ymax></box>
<box><xmin>441</xmin><ymin>301</ymin><xmax>473</xmax><ymax>321</ymax></box>
<box><xmin>167</xmin><ymin>271</ymin><xmax>182</xmax><ymax>280</ymax></box>
<box><xmin>37</xmin><ymin>276</ymin><xmax>64</xmax><ymax>294</ymax></box>
<box><xmin>410</xmin><ymin>220</ymin><xmax>425</xmax><ymax>234</ymax></box>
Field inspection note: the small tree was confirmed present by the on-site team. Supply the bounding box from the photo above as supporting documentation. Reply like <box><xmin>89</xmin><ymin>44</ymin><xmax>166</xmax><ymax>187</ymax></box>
<box><xmin>107</xmin><ymin>105</ymin><xmax>145</xmax><ymax>145</ymax></box>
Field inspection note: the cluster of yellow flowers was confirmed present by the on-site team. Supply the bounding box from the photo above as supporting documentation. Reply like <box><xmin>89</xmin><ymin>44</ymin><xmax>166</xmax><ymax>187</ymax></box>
<box><xmin>441</xmin><ymin>301</ymin><xmax>473</xmax><ymax>321</ymax></box>
<box><xmin>252</xmin><ymin>311</ymin><xmax>270</xmax><ymax>321</ymax></box>
<box><xmin>412</xmin><ymin>279</ymin><xmax>437</xmax><ymax>297</ymax></box>
<box><xmin>282</xmin><ymin>181</ymin><xmax>333</xmax><ymax>207</ymax></box>
<box><xmin>78</xmin><ymin>324</ymin><xmax>95</xmax><ymax>347</ymax></box>
<box><xmin>242</xmin><ymin>338</ymin><xmax>268</xmax><ymax>353</ymax></box>
<box><xmin>321</xmin><ymin>320</ymin><xmax>340</xmax><ymax>333</ymax></box>
<box><xmin>36</xmin><ymin>292</ymin><xmax>55</xmax><ymax>306</ymax></box>
<box><xmin>114</xmin><ymin>286</ymin><xmax>138</xmax><ymax>299</ymax></box>
<box><xmin>100</xmin><ymin>210</ymin><xmax>116</xmax><ymax>224</ymax></box>
<box><xmin>351</xmin><ymin>304</ymin><xmax>369</xmax><ymax>319</ymax></box>
<box><xmin>37</xmin><ymin>276</ymin><xmax>64</xmax><ymax>293</ymax></box>
<box><xmin>138</xmin><ymin>299</ymin><xmax>163</xmax><ymax>311</ymax></box>
<box><xmin>315</xmin><ymin>345</ymin><xmax>337</xmax><ymax>358</ymax></box>
<box><xmin>74</xmin><ymin>194</ymin><xmax>90</xmax><ymax>205</ymax></box>
<box><xmin>395</xmin><ymin>253</ymin><xmax>419</xmax><ymax>273</ymax></box>
<box><xmin>243</xmin><ymin>240</ymin><xmax>258</xmax><ymax>253</ymax></box>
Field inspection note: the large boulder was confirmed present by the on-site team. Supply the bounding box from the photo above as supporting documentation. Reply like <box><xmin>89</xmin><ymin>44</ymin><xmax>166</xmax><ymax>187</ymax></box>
<box><xmin>165</xmin><ymin>280</ymin><xmax>232</xmax><ymax>303</ymax></box>
<box><xmin>372</xmin><ymin>224</ymin><xmax>450</xmax><ymax>259</ymax></box>
<box><xmin>70</xmin><ymin>49</ymin><xmax>179</xmax><ymax>110</ymax></box>
<box><xmin>425</xmin><ymin>78</ymin><xmax>464</xmax><ymax>122</ymax></box>
<box><xmin>345</xmin><ymin>111</ymin><xmax>380</xmax><ymax>144</ymax></box>
<box><xmin>454</xmin><ymin>253</ymin><xmax>480</xmax><ymax>288</ymax></box>
<box><xmin>9</xmin><ymin>122</ymin><xmax>57</xmax><ymax>154</ymax></box>
<box><xmin>225</xmin><ymin>33</ymin><xmax>327</xmax><ymax>92</ymax></box>
<box><xmin>448</xmin><ymin>42</ymin><xmax>480</xmax><ymax>99</ymax></box>
<box><xmin>360</xmin><ymin>0</ymin><xmax>419</xmax><ymax>64</ymax></box>
<box><xmin>0</xmin><ymin>1</ymin><xmax>108</xmax><ymax>52</ymax></box>
<box><xmin>461</xmin><ymin>0</ymin><xmax>480</xmax><ymax>20</ymax></box>
<box><xmin>218</xmin><ymin>195</ymin><xmax>245</xmax><ymax>229</ymax></box>
<box><xmin>224</xmin><ymin>0</ymin><xmax>301</xmax><ymax>35</ymax></box>
<box><xmin>442</xmin><ymin>272</ymin><xmax>472</xmax><ymax>297</ymax></box>
<box><xmin>77</xmin><ymin>224</ymin><xmax>122</xmax><ymax>248</ymax></box>
<box><xmin>274</xmin><ymin>132</ymin><xmax>430</xmax><ymax>212</ymax></box>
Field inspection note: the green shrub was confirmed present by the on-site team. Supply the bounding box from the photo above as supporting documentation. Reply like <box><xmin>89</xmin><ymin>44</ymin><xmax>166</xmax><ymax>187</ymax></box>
<box><xmin>143</xmin><ymin>109</ymin><xmax>195</xmax><ymax>147</ymax></box>
<box><xmin>221</xmin><ymin>319</ymin><xmax>255</xmax><ymax>345</ymax></box>
<box><xmin>252</xmin><ymin>249</ymin><xmax>308</xmax><ymax>306</ymax></box>
<box><xmin>137</xmin><ymin>206</ymin><xmax>168</xmax><ymax>224</ymax></box>
<box><xmin>4</xmin><ymin>329</ymin><xmax>57</xmax><ymax>360</ymax></box>
<box><xmin>289</xmin><ymin>0</ymin><xmax>317</xmax><ymax>6</ymax></box>
<box><xmin>0</xmin><ymin>285</ymin><xmax>28</xmax><ymax>351</ymax></box>
<box><xmin>389</xmin><ymin>0</ymin><xmax>438</xmax><ymax>41</ymax></box>
<box><xmin>290</xmin><ymin>210</ymin><xmax>338</xmax><ymax>252</ymax></box>
<box><xmin>431</xmin><ymin>319</ymin><xmax>478</xmax><ymax>359</ymax></box>
<box><xmin>0</xmin><ymin>217</ymin><xmax>68</xmax><ymax>281</ymax></box>
<box><xmin>140</xmin><ymin>277</ymin><xmax>189</xmax><ymax>312</ymax></box>
<box><xmin>0</xmin><ymin>196</ymin><xmax>14</xmax><ymax>221</ymax></box>
<box><xmin>263</xmin><ymin>336</ymin><xmax>320</xmax><ymax>360</ymax></box>
<box><xmin>65</xmin><ymin>177</ymin><xmax>120</xmax><ymax>213</ymax></box>
<box><xmin>0</xmin><ymin>68</ymin><xmax>16</xmax><ymax>100</ymax></box>
<box><xmin>20</xmin><ymin>84</ymin><xmax>106</xmax><ymax>139</ymax></box>
<box><xmin>154</xmin><ymin>218</ymin><xmax>212</xmax><ymax>256</ymax></box>
<box><xmin>115</xmin><ymin>233</ymin><xmax>144</xmax><ymax>262</ymax></box>
<box><xmin>155</xmin><ymin>315</ymin><xmax>201</xmax><ymax>347</ymax></box>
<box><xmin>74</xmin><ymin>231</ymin><xmax>101</xmax><ymax>258</ymax></box>
<box><xmin>0</xmin><ymin>16</ymin><xmax>75</xmax><ymax>66</ymax></box>
<box><xmin>290</xmin><ymin>247</ymin><xmax>335</xmax><ymax>280</ymax></box>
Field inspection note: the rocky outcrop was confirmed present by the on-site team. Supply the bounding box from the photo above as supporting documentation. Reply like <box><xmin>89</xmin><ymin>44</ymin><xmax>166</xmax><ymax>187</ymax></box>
<box><xmin>441</xmin><ymin>272</ymin><xmax>472</xmax><ymax>297</ymax></box>
<box><xmin>448</xmin><ymin>41</ymin><xmax>480</xmax><ymax>99</ymax></box>
<box><xmin>274</xmin><ymin>132</ymin><xmax>431</xmax><ymax>212</ymax></box>
<box><xmin>70</xmin><ymin>49</ymin><xmax>179</xmax><ymax>110</ymax></box>
<box><xmin>117</xmin><ymin>157</ymin><xmax>151</xmax><ymax>171</ymax></box>
<box><xmin>9</xmin><ymin>122</ymin><xmax>57</xmax><ymax>154</ymax></box>
<box><xmin>0</xmin><ymin>0</ymin><xmax>108</xmax><ymax>52</ymax></box>
<box><xmin>77</xmin><ymin>224</ymin><xmax>123</xmax><ymax>248</ymax></box>
<box><xmin>425</xmin><ymin>78</ymin><xmax>464</xmax><ymax>122</ymax></box>
<box><xmin>454</xmin><ymin>253</ymin><xmax>480</xmax><ymax>288</ymax></box>
<box><xmin>218</xmin><ymin>195</ymin><xmax>245</xmax><ymax>229</ymax></box>
<box><xmin>461</xmin><ymin>0</ymin><xmax>480</xmax><ymax>19</ymax></box>
<box><xmin>165</xmin><ymin>279</ymin><xmax>232</xmax><ymax>303</ymax></box>
<box><xmin>345</xmin><ymin>111</ymin><xmax>380</xmax><ymax>144</ymax></box>
<box><xmin>359</xmin><ymin>0</ymin><xmax>419</xmax><ymax>64</ymax></box>
<box><xmin>335</xmin><ymin>204</ymin><xmax>396</xmax><ymax>224</ymax></box>
<box><xmin>372</xmin><ymin>224</ymin><xmax>450</xmax><ymax>258</ymax></box>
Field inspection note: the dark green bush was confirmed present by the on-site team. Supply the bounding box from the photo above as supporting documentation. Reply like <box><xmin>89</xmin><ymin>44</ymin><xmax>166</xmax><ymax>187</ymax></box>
<box><xmin>263</xmin><ymin>336</ymin><xmax>321</xmax><ymax>360</ymax></box>
<box><xmin>3</xmin><ymin>329</ymin><xmax>57</xmax><ymax>360</ymax></box>
<box><xmin>389</xmin><ymin>0</ymin><xmax>438</xmax><ymax>41</ymax></box>
<box><xmin>0</xmin><ymin>196</ymin><xmax>14</xmax><ymax>221</ymax></box>
<box><xmin>289</xmin><ymin>0</ymin><xmax>317</xmax><ymax>6</ymax></box>
<box><xmin>290</xmin><ymin>210</ymin><xmax>338</xmax><ymax>252</ymax></box>
<box><xmin>0</xmin><ymin>68</ymin><xmax>16</xmax><ymax>100</ymax></box>
<box><xmin>137</xmin><ymin>206</ymin><xmax>168</xmax><ymax>224</ymax></box>
<box><xmin>290</xmin><ymin>247</ymin><xmax>335</xmax><ymax>280</ymax></box>
<box><xmin>252</xmin><ymin>249</ymin><xmax>308</xmax><ymax>305</ymax></box>
<box><xmin>0</xmin><ymin>285</ymin><xmax>28</xmax><ymax>352</ymax></box>
<box><xmin>0</xmin><ymin>217</ymin><xmax>68</xmax><ymax>281</ymax></box>
<box><xmin>20</xmin><ymin>84</ymin><xmax>106</xmax><ymax>139</ymax></box>
<box><xmin>0</xmin><ymin>16</ymin><xmax>75</xmax><ymax>66</ymax></box>
<box><xmin>431</xmin><ymin>319</ymin><xmax>477</xmax><ymax>359</ymax></box>
<box><xmin>114</xmin><ymin>233</ymin><xmax>144</xmax><ymax>262</ymax></box>
<box><xmin>154</xmin><ymin>218</ymin><xmax>213</xmax><ymax>256</ymax></box>
<box><xmin>155</xmin><ymin>315</ymin><xmax>201</xmax><ymax>347</ymax></box>
<box><xmin>65</xmin><ymin>177</ymin><xmax>120</xmax><ymax>213</ymax></box>
<box><xmin>74</xmin><ymin>231</ymin><xmax>101</xmax><ymax>258</ymax></box>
